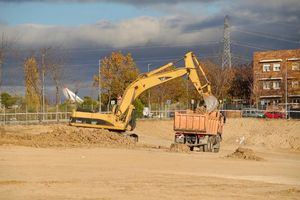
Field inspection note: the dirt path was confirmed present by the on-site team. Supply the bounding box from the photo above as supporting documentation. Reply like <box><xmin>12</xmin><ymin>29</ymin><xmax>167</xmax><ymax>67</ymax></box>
<box><xmin>0</xmin><ymin>118</ymin><xmax>300</xmax><ymax>199</ymax></box>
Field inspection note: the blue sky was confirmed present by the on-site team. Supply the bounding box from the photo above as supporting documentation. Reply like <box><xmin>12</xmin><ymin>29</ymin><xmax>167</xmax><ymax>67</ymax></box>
<box><xmin>0</xmin><ymin>2</ymin><xmax>163</xmax><ymax>25</ymax></box>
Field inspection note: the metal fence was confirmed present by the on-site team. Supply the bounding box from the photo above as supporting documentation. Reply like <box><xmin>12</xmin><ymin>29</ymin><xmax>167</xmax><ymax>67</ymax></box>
<box><xmin>0</xmin><ymin>112</ymin><xmax>72</xmax><ymax>125</ymax></box>
<box><xmin>0</xmin><ymin>109</ymin><xmax>299</xmax><ymax>125</ymax></box>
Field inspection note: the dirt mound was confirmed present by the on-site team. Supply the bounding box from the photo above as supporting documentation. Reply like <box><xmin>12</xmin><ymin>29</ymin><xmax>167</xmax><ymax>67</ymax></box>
<box><xmin>223</xmin><ymin>118</ymin><xmax>300</xmax><ymax>151</ymax></box>
<box><xmin>0</xmin><ymin>125</ymin><xmax>135</xmax><ymax>148</ymax></box>
<box><xmin>226</xmin><ymin>147</ymin><xmax>264</xmax><ymax>161</ymax></box>
<box><xmin>168</xmin><ymin>143</ymin><xmax>190</xmax><ymax>153</ymax></box>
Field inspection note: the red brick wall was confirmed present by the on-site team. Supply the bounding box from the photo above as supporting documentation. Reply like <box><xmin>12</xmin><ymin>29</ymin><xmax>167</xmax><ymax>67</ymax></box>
<box><xmin>253</xmin><ymin>49</ymin><xmax>300</xmax><ymax>105</ymax></box>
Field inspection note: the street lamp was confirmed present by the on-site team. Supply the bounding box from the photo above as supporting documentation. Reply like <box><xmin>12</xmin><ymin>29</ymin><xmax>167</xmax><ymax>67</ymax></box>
<box><xmin>148</xmin><ymin>63</ymin><xmax>151</xmax><ymax>111</ymax></box>
<box><xmin>98</xmin><ymin>59</ymin><xmax>102</xmax><ymax>112</ymax></box>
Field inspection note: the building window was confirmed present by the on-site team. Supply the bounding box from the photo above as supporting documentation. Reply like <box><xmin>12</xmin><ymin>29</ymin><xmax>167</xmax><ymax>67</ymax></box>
<box><xmin>273</xmin><ymin>81</ymin><xmax>280</xmax><ymax>89</ymax></box>
<box><xmin>292</xmin><ymin>81</ymin><xmax>299</xmax><ymax>88</ymax></box>
<box><xmin>273</xmin><ymin>99</ymin><xmax>280</xmax><ymax>104</ymax></box>
<box><xmin>292</xmin><ymin>62</ymin><xmax>300</xmax><ymax>71</ymax></box>
<box><xmin>273</xmin><ymin>63</ymin><xmax>281</xmax><ymax>71</ymax></box>
<box><xmin>263</xmin><ymin>81</ymin><xmax>270</xmax><ymax>90</ymax></box>
<box><xmin>263</xmin><ymin>63</ymin><xmax>270</xmax><ymax>72</ymax></box>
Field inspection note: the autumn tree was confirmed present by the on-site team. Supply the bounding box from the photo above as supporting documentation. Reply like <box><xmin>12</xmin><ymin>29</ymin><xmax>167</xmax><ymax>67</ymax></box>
<box><xmin>94</xmin><ymin>51</ymin><xmax>139</xmax><ymax>110</ymax></box>
<box><xmin>24</xmin><ymin>57</ymin><xmax>41</xmax><ymax>111</ymax></box>
<box><xmin>147</xmin><ymin>78</ymin><xmax>186</xmax><ymax>108</ymax></box>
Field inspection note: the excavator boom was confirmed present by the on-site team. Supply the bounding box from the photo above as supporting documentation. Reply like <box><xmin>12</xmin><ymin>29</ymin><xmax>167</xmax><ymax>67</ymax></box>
<box><xmin>70</xmin><ymin>52</ymin><xmax>218</xmax><ymax>131</ymax></box>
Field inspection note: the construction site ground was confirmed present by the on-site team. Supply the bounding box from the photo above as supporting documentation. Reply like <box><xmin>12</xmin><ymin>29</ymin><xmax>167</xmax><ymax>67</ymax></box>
<box><xmin>0</xmin><ymin>118</ymin><xmax>300</xmax><ymax>200</ymax></box>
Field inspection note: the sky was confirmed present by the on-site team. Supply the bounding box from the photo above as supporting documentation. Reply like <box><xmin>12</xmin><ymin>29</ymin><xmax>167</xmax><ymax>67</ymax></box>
<box><xmin>0</xmin><ymin>0</ymin><xmax>300</xmax><ymax>99</ymax></box>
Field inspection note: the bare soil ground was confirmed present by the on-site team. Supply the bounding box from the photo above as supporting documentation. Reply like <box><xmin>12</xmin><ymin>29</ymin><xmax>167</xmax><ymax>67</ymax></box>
<box><xmin>0</xmin><ymin>118</ymin><xmax>300</xmax><ymax>200</ymax></box>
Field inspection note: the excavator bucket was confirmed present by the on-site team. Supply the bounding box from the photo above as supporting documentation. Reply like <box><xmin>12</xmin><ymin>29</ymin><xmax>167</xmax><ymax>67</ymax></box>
<box><xmin>203</xmin><ymin>95</ymin><xmax>219</xmax><ymax>113</ymax></box>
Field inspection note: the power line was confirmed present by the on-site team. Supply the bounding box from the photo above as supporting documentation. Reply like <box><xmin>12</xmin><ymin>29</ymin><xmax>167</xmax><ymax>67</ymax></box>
<box><xmin>238</xmin><ymin>28</ymin><xmax>300</xmax><ymax>40</ymax></box>
<box><xmin>232</xmin><ymin>40</ymin><xmax>275</xmax><ymax>51</ymax></box>
<box><xmin>231</xmin><ymin>16</ymin><xmax>300</xmax><ymax>29</ymax></box>
<box><xmin>233</xmin><ymin>28</ymin><xmax>300</xmax><ymax>44</ymax></box>
<box><xmin>231</xmin><ymin>41</ymin><xmax>272</xmax><ymax>51</ymax></box>
<box><xmin>231</xmin><ymin>55</ymin><xmax>252</xmax><ymax>62</ymax></box>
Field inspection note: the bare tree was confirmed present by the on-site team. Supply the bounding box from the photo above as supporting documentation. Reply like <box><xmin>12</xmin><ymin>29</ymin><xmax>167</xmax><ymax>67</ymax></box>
<box><xmin>38</xmin><ymin>46</ymin><xmax>67</xmax><ymax>110</ymax></box>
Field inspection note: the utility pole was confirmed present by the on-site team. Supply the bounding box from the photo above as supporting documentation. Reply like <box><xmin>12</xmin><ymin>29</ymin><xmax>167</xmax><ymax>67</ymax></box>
<box><xmin>285</xmin><ymin>60</ymin><xmax>288</xmax><ymax>119</ymax></box>
<box><xmin>147</xmin><ymin>63</ymin><xmax>151</xmax><ymax>111</ymax></box>
<box><xmin>98</xmin><ymin>59</ymin><xmax>102</xmax><ymax>112</ymax></box>
<box><xmin>41</xmin><ymin>49</ymin><xmax>46</xmax><ymax>120</ymax></box>
<box><xmin>221</xmin><ymin>15</ymin><xmax>232</xmax><ymax>69</ymax></box>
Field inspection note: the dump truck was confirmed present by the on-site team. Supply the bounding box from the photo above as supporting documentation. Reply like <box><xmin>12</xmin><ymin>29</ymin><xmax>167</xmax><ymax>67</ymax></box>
<box><xmin>174</xmin><ymin>111</ymin><xmax>224</xmax><ymax>152</ymax></box>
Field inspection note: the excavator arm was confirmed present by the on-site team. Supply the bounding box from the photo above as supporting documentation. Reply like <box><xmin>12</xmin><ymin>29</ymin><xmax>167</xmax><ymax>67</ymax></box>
<box><xmin>116</xmin><ymin>52</ymin><xmax>217</xmax><ymax>119</ymax></box>
<box><xmin>70</xmin><ymin>52</ymin><xmax>218</xmax><ymax>131</ymax></box>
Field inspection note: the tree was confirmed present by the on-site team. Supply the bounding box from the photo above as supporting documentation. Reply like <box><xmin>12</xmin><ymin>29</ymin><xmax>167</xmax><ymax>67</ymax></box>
<box><xmin>133</xmin><ymin>98</ymin><xmax>144</xmax><ymax>118</ymax></box>
<box><xmin>201</xmin><ymin>59</ymin><xmax>235</xmax><ymax>101</ymax></box>
<box><xmin>228</xmin><ymin>63</ymin><xmax>253</xmax><ymax>101</ymax></box>
<box><xmin>0</xmin><ymin>92</ymin><xmax>17</xmax><ymax>108</ymax></box>
<box><xmin>24</xmin><ymin>57</ymin><xmax>41</xmax><ymax>112</ymax></box>
<box><xmin>42</xmin><ymin>46</ymin><xmax>67</xmax><ymax>108</ymax></box>
<box><xmin>94</xmin><ymin>51</ymin><xmax>139</xmax><ymax>110</ymax></box>
<box><xmin>148</xmin><ymin>78</ymin><xmax>189</xmax><ymax>108</ymax></box>
<box><xmin>82</xmin><ymin>96</ymin><xmax>98</xmax><ymax>110</ymax></box>
<box><xmin>0</xmin><ymin>33</ymin><xmax>8</xmax><ymax>91</ymax></box>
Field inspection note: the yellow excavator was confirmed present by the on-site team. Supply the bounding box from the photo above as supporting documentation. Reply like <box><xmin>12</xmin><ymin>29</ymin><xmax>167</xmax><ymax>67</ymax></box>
<box><xmin>69</xmin><ymin>52</ymin><xmax>218</xmax><ymax>135</ymax></box>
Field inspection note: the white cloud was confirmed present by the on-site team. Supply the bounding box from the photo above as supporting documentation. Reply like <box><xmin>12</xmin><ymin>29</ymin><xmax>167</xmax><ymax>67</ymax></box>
<box><xmin>0</xmin><ymin>15</ymin><xmax>222</xmax><ymax>49</ymax></box>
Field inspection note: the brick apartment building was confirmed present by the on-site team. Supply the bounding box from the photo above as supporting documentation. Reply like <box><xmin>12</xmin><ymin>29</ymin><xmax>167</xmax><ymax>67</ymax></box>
<box><xmin>253</xmin><ymin>49</ymin><xmax>300</xmax><ymax>107</ymax></box>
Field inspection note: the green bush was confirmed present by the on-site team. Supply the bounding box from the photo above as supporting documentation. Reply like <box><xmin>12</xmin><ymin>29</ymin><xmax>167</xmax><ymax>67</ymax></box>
<box><xmin>134</xmin><ymin>98</ymin><xmax>144</xmax><ymax>118</ymax></box>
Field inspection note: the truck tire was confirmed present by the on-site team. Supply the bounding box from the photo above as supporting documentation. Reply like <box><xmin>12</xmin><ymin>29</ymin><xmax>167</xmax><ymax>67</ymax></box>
<box><xmin>212</xmin><ymin>134</ymin><xmax>221</xmax><ymax>153</ymax></box>
<box><xmin>203</xmin><ymin>145</ymin><xmax>208</xmax><ymax>152</ymax></box>
<box><xmin>207</xmin><ymin>136</ymin><xmax>213</xmax><ymax>152</ymax></box>
<box><xmin>213</xmin><ymin>148</ymin><xmax>220</xmax><ymax>153</ymax></box>
<box><xmin>190</xmin><ymin>146</ymin><xmax>194</xmax><ymax>151</ymax></box>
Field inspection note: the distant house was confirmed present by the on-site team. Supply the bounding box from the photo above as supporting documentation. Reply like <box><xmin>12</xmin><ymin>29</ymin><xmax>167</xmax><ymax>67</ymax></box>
<box><xmin>253</xmin><ymin>49</ymin><xmax>300</xmax><ymax>107</ymax></box>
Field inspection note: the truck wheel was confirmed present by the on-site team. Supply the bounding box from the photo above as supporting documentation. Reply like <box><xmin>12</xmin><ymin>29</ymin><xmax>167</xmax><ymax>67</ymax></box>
<box><xmin>207</xmin><ymin>136</ymin><xmax>213</xmax><ymax>152</ymax></box>
<box><xmin>212</xmin><ymin>134</ymin><xmax>221</xmax><ymax>153</ymax></box>
<box><xmin>213</xmin><ymin>148</ymin><xmax>220</xmax><ymax>153</ymax></box>
<box><xmin>203</xmin><ymin>145</ymin><xmax>208</xmax><ymax>152</ymax></box>
<box><xmin>190</xmin><ymin>146</ymin><xmax>194</xmax><ymax>151</ymax></box>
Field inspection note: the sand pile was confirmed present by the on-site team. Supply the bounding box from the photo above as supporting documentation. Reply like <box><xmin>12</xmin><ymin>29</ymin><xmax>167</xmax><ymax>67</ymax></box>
<box><xmin>0</xmin><ymin>125</ymin><xmax>135</xmax><ymax>148</ymax></box>
<box><xmin>226</xmin><ymin>147</ymin><xmax>264</xmax><ymax>161</ymax></box>
<box><xmin>168</xmin><ymin>143</ymin><xmax>190</xmax><ymax>153</ymax></box>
